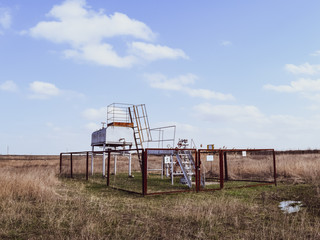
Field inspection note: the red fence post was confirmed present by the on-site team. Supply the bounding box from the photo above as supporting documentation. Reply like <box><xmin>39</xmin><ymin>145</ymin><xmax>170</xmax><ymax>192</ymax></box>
<box><xmin>70</xmin><ymin>153</ymin><xmax>73</xmax><ymax>178</ymax></box>
<box><xmin>224</xmin><ymin>151</ymin><xmax>228</xmax><ymax>181</ymax></box>
<box><xmin>86</xmin><ymin>152</ymin><xmax>89</xmax><ymax>181</ymax></box>
<box><xmin>142</xmin><ymin>149</ymin><xmax>148</xmax><ymax>196</ymax></box>
<box><xmin>219</xmin><ymin>150</ymin><xmax>224</xmax><ymax>189</ymax></box>
<box><xmin>60</xmin><ymin>153</ymin><xmax>62</xmax><ymax>175</ymax></box>
<box><xmin>197</xmin><ymin>150</ymin><xmax>201</xmax><ymax>192</ymax></box>
<box><xmin>107</xmin><ymin>150</ymin><xmax>111</xmax><ymax>186</ymax></box>
<box><xmin>273</xmin><ymin>150</ymin><xmax>277</xmax><ymax>186</ymax></box>
<box><xmin>195</xmin><ymin>150</ymin><xmax>198</xmax><ymax>192</ymax></box>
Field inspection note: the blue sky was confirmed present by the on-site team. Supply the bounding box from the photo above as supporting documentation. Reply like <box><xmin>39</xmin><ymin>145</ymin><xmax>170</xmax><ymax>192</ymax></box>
<box><xmin>1</xmin><ymin>0</ymin><xmax>320</xmax><ymax>154</ymax></box>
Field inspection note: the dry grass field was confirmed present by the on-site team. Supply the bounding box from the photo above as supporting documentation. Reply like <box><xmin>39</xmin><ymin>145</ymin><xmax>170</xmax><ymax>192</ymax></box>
<box><xmin>1</xmin><ymin>152</ymin><xmax>320</xmax><ymax>239</ymax></box>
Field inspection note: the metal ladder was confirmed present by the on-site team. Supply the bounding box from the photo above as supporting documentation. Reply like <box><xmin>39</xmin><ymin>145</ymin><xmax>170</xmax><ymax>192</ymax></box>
<box><xmin>128</xmin><ymin>104</ymin><xmax>152</xmax><ymax>169</ymax></box>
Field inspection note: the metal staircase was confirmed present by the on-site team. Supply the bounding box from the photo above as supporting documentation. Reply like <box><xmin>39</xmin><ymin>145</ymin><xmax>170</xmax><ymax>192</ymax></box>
<box><xmin>175</xmin><ymin>150</ymin><xmax>196</xmax><ymax>188</ymax></box>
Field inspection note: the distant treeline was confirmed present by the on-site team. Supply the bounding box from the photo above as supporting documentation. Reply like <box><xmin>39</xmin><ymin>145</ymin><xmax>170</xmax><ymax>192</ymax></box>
<box><xmin>227</xmin><ymin>149</ymin><xmax>320</xmax><ymax>156</ymax></box>
<box><xmin>1</xmin><ymin>149</ymin><xmax>320</xmax><ymax>161</ymax></box>
<box><xmin>275</xmin><ymin>150</ymin><xmax>320</xmax><ymax>155</ymax></box>
<box><xmin>0</xmin><ymin>155</ymin><xmax>59</xmax><ymax>161</ymax></box>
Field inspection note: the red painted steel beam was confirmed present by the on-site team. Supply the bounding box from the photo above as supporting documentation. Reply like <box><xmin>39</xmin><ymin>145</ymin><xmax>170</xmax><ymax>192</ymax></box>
<box><xmin>146</xmin><ymin>190</ymin><xmax>194</xmax><ymax>196</ymax></box>
<box><xmin>224</xmin><ymin>151</ymin><xmax>228</xmax><ymax>181</ymax></box>
<box><xmin>59</xmin><ymin>153</ymin><xmax>62</xmax><ymax>174</ymax></box>
<box><xmin>86</xmin><ymin>152</ymin><xmax>89</xmax><ymax>181</ymax></box>
<box><xmin>110</xmin><ymin>187</ymin><xmax>142</xmax><ymax>195</ymax></box>
<box><xmin>219</xmin><ymin>150</ymin><xmax>224</xmax><ymax>189</ymax></box>
<box><xmin>142</xmin><ymin>150</ymin><xmax>147</xmax><ymax>196</ymax></box>
<box><xmin>195</xmin><ymin>150</ymin><xmax>199</xmax><ymax>192</ymax></box>
<box><xmin>225</xmin><ymin>182</ymin><xmax>274</xmax><ymax>190</ymax></box>
<box><xmin>273</xmin><ymin>150</ymin><xmax>277</xmax><ymax>186</ymax></box>
<box><xmin>70</xmin><ymin>153</ymin><xmax>73</xmax><ymax>178</ymax></box>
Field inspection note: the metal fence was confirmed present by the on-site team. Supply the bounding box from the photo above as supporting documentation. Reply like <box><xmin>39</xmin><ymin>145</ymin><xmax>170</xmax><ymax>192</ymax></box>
<box><xmin>60</xmin><ymin>148</ymin><xmax>276</xmax><ymax>196</ymax></box>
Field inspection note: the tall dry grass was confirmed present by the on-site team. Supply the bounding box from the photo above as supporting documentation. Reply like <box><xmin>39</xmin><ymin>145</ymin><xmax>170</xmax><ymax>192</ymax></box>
<box><xmin>276</xmin><ymin>153</ymin><xmax>320</xmax><ymax>183</ymax></box>
<box><xmin>1</xmin><ymin>155</ymin><xmax>320</xmax><ymax>239</ymax></box>
<box><xmin>0</xmin><ymin>166</ymin><xmax>59</xmax><ymax>202</ymax></box>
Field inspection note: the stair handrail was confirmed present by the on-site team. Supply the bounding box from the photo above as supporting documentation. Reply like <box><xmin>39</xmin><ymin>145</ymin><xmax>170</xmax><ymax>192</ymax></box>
<box><xmin>176</xmin><ymin>151</ymin><xmax>192</xmax><ymax>188</ymax></box>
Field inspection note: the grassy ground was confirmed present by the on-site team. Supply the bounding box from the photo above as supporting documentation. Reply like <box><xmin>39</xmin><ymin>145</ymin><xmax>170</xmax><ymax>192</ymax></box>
<box><xmin>1</xmin><ymin>155</ymin><xmax>320</xmax><ymax>239</ymax></box>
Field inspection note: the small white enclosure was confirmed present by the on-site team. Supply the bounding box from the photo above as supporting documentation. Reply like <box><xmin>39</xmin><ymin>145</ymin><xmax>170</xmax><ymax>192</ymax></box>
<box><xmin>91</xmin><ymin>128</ymin><xmax>107</xmax><ymax>146</ymax></box>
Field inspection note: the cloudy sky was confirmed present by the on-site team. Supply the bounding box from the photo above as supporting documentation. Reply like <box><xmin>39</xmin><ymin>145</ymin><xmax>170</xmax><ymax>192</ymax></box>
<box><xmin>1</xmin><ymin>0</ymin><xmax>320</xmax><ymax>154</ymax></box>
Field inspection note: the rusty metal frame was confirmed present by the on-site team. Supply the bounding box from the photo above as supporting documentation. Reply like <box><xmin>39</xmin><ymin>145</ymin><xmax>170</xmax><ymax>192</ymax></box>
<box><xmin>219</xmin><ymin>149</ymin><xmax>277</xmax><ymax>189</ymax></box>
<box><xmin>60</xmin><ymin>147</ymin><xmax>277</xmax><ymax>195</ymax></box>
<box><xmin>196</xmin><ymin>149</ymin><xmax>223</xmax><ymax>192</ymax></box>
<box><xmin>143</xmin><ymin>148</ymin><xmax>197</xmax><ymax>196</ymax></box>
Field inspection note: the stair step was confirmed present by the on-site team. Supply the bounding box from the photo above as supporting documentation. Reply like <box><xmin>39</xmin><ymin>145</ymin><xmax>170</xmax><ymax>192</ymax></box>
<box><xmin>173</xmin><ymin>172</ymin><xmax>194</xmax><ymax>176</ymax></box>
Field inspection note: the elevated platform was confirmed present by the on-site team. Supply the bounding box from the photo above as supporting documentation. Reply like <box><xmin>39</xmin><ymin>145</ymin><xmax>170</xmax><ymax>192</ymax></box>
<box><xmin>91</xmin><ymin>141</ymin><xmax>133</xmax><ymax>149</ymax></box>
<box><xmin>107</xmin><ymin>122</ymin><xmax>134</xmax><ymax>128</ymax></box>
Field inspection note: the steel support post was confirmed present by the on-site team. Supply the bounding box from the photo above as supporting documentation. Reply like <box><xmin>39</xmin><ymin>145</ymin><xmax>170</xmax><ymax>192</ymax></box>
<box><xmin>161</xmin><ymin>156</ymin><xmax>164</xmax><ymax>179</ymax></box>
<box><xmin>128</xmin><ymin>153</ymin><xmax>132</xmax><ymax>177</ymax></box>
<box><xmin>70</xmin><ymin>153</ymin><xmax>73</xmax><ymax>178</ymax></box>
<box><xmin>114</xmin><ymin>155</ymin><xmax>117</xmax><ymax>175</ymax></box>
<box><xmin>195</xmin><ymin>150</ymin><xmax>199</xmax><ymax>192</ymax></box>
<box><xmin>86</xmin><ymin>152</ymin><xmax>89</xmax><ymax>181</ymax></box>
<box><xmin>273</xmin><ymin>150</ymin><xmax>277</xmax><ymax>186</ymax></box>
<box><xmin>102</xmin><ymin>144</ymin><xmax>106</xmax><ymax>177</ymax></box>
<box><xmin>171</xmin><ymin>155</ymin><xmax>174</xmax><ymax>185</ymax></box>
<box><xmin>142</xmin><ymin>150</ymin><xmax>147</xmax><ymax>196</ymax></box>
<box><xmin>59</xmin><ymin>153</ymin><xmax>62</xmax><ymax>174</ymax></box>
<box><xmin>107</xmin><ymin>151</ymin><xmax>111</xmax><ymax>186</ymax></box>
<box><xmin>224</xmin><ymin>151</ymin><xmax>228</xmax><ymax>181</ymax></box>
<box><xmin>219</xmin><ymin>151</ymin><xmax>224</xmax><ymax>189</ymax></box>
<box><xmin>91</xmin><ymin>146</ymin><xmax>94</xmax><ymax>176</ymax></box>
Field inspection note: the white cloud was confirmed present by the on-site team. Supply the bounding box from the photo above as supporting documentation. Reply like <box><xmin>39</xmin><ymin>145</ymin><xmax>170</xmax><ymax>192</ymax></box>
<box><xmin>264</xmin><ymin>84</ymin><xmax>295</xmax><ymax>92</ymax></box>
<box><xmin>82</xmin><ymin>107</ymin><xmax>106</xmax><ymax>121</ymax></box>
<box><xmin>310</xmin><ymin>50</ymin><xmax>320</xmax><ymax>57</ymax></box>
<box><xmin>188</xmin><ymin>103</ymin><xmax>320</xmax><ymax>149</ymax></box>
<box><xmin>221</xmin><ymin>40</ymin><xmax>232</xmax><ymax>46</ymax></box>
<box><xmin>144</xmin><ymin>73</ymin><xmax>234</xmax><ymax>101</ymax></box>
<box><xmin>29</xmin><ymin>81</ymin><xmax>60</xmax><ymax>99</ymax></box>
<box><xmin>193</xmin><ymin>103</ymin><xmax>267</xmax><ymax>124</ymax></box>
<box><xmin>29</xmin><ymin>1</ymin><xmax>155</xmax><ymax>46</ymax></box>
<box><xmin>145</xmin><ymin>73</ymin><xmax>197</xmax><ymax>91</ymax></box>
<box><xmin>307</xmin><ymin>105</ymin><xmax>320</xmax><ymax>111</ymax></box>
<box><xmin>0</xmin><ymin>8</ymin><xmax>11</xmax><ymax>29</ymax></box>
<box><xmin>264</xmin><ymin>78</ymin><xmax>320</xmax><ymax>92</ymax></box>
<box><xmin>0</xmin><ymin>80</ymin><xmax>18</xmax><ymax>92</ymax></box>
<box><xmin>185</xmin><ymin>88</ymin><xmax>234</xmax><ymax>101</ymax></box>
<box><xmin>46</xmin><ymin>122</ymin><xmax>61</xmax><ymax>132</ymax></box>
<box><xmin>285</xmin><ymin>63</ymin><xmax>320</xmax><ymax>75</ymax></box>
<box><xmin>85</xmin><ymin>122</ymin><xmax>101</xmax><ymax>131</ymax></box>
<box><xmin>64</xmin><ymin>43</ymin><xmax>137</xmax><ymax>68</ymax></box>
<box><xmin>27</xmin><ymin>0</ymin><xmax>186</xmax><ymax>68</ymax></box>
<box><xmin>130</xmin><ymin>42</ymin><xmax>188</xmax><ymax>61</ymax></box>
<box><xmin>264</xmin><ymin>78</ymin><xmax>320</xmax><ymax>101</ymax></box>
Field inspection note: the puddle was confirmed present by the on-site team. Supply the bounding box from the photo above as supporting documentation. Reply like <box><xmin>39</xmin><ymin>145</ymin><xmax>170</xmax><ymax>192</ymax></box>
<box><xmin>279</xmin><ymin>200</ymin><xmax>303</xmax><ymax>214</ymax></box>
